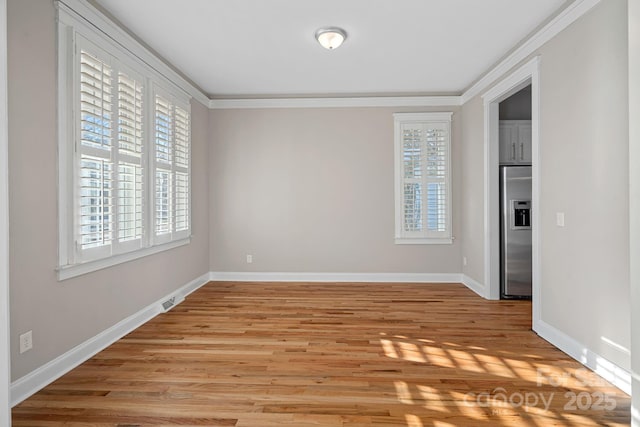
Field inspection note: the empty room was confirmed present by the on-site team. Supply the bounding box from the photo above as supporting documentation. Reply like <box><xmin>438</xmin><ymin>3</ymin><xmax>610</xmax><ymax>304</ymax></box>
<box><xmin>1</xmin><ymin>0</ymin><xmax>640</xmax><ymax>426</ymax></box>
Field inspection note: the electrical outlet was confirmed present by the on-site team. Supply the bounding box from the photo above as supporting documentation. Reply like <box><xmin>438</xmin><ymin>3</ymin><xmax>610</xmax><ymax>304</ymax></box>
<box><xmin>463</xmin><ymin>256</ymin><xmax>467</xmax><ymax>266</ymax></box>
<box><xmin>20</xmin><ymin>330</ymin><xmax>33</xmax><ymax>354</ymax></box>
<box><xmin>556</xmin><ymin>212</ymin><xmax>565</xmax><ymax>227</ymax></box>
<box><xmin>246</xmin><ymin>254</ymin><xmax>253</xmax><ymax>264</ymax></box>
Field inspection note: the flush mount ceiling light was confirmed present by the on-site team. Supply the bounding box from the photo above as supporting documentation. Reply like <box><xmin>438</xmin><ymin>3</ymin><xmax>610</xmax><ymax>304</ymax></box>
<box><xmin>315</xmin><ymin>27</ymin><xmax>347</xmax><ymax>50</ymax></box>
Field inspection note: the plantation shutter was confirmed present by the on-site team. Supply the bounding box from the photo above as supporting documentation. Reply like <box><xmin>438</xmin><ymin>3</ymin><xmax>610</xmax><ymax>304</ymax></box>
<box><xmin>424</xmin><ymin>126</ymin><xmax>448</xmax><ymax>234</ymax></box>
<box><xmin>153</xmin><ymin>90</ymin><xmax>191</xmax><ymax>242</ymax></box>
<box><xmin>58</xmin><ymin>8</ymin><xmax>195</xmax><ymax>277</ymax></box>
<box><xmin>174</xmin><ymin>105</ymin><xmax>190</xmax><ymax>232</ymax></box>
<box><xmin>154</xmin><ymin>94</ymin><xmax>173</xmax><ymax>238</ymax></box>
<box><xmin>394</xmin><ymin>113</ymin><xmax>452</xmax><ymax>243</ymax></box>
<box><xmin>78</xmin><ymin>47</ymin><xmax>114</xmax><ymax>259</ymax></box>
<box><xmin>116</xmin><ymin>70</ymin><xmax>144</xmax><ymax>247</ymax></box>
<box><xmin>76</xmin><ymin>36</ymin><xmax>147</xmax><ymax>262</ymax></box>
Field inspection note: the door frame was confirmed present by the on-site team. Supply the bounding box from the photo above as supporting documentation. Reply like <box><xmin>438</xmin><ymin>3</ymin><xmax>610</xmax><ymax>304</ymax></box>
<box><xmin>481</xmin><ymin>56</ymin><xmax>541</xmax><ymax>329</ymax></box>
<box><xmin>628</xmin><ymin>0</ymin><xmax>639</xmax><ymax>424</ymax></box>
<box><xmin>0</xmin><ymin>0</ymin><xmax>11</xmax><ymax>424</ymax></box>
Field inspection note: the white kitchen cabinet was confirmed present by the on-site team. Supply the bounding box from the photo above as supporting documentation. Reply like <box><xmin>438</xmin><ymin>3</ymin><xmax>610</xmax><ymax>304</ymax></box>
<box><xmin>499</xmin><ymin>120</ymin><xmax>532</xmax><ymax>165</ymax></box>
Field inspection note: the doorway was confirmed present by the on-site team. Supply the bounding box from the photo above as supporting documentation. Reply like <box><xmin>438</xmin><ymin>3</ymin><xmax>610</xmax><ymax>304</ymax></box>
<box><xmin>482</xmin><ymin>57</ymin><xmax>541</xmax><ymax>331</ymax></box>
<box><xmin>498</xmin><ymin>85</ymin><xmax>532</xmax><ymax>299</ymax></box>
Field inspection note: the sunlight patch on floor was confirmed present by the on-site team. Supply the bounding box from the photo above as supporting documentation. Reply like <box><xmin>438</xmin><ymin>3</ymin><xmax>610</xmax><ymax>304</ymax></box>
<box><xmin>380</xmin><ymin>338</ymin><xmax>398</xmax><ymax>359</ymax></box>
<box><xmin>405</xmin><ymin>414</ymin><xmax>424</xmax><ymax>427</ymax></box>
<box><xmin>398</xmin><ymin>342</ymin><xmax>426</xmax><ymax>363</ymax></box>
<box><xmin>417</xmin><ymin>385</ymin><xmax>450</xmax><ymax>413</ymax></box>
<box><xmin>394</xmin><ymin>381</ymin><xmax>414</xmax><ymax>405</ymax></box>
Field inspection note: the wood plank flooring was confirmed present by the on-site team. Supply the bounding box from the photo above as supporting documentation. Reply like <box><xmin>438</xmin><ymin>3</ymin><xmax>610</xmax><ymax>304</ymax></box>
<box><xmin>12</xmin><ymin>282</ymin><xmax>631</xmax><ymax>426</ymax></box>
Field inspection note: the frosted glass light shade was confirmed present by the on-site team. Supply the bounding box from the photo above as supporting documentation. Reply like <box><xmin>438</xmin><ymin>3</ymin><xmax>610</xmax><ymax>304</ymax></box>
<box><xmin>315</xmin><ymin>27</ymin><xmax>347</xmax><ymax>50</ymax></box>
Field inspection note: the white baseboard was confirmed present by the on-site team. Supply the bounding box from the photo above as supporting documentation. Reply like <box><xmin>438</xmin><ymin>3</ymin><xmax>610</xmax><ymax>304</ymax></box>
<box><xmin>534</xmin><ymin>319</ymin><xmax>632</xmax><ymax>395</ymax></box>
<box><xmin>460</xmin><ymin>274</ymin><xmax>630</xmax><ymax>395</ymax></box>
<box><xmin>633</xmin><ymin>376</ymin><xmax>640</xmax><ymax>427</ymax></box>
<box><xmin>209</xmin><ymin>271</ymin><xmax>463</xmax><ymax>283</ymax></box>
<box><xmin>10</xmin><ymin>272</ymin><xmax>211</xmax><ymax>407</ymax></box>
<box><xmin>461</xmin><ymin>274</ymin><xmax>486</xmax><ymax>298</ymax></box>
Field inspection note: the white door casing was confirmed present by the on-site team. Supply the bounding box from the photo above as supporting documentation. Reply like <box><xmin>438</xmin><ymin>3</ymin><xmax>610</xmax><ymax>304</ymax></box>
<box><xmin>481</xmin><ymin>57</ymin><xmax>541</xmax><ymax>331</ymax></box>
<box><xmin>1</xmin><ymin>0</ymin><xmax>12</xmax><ymax>424</ymax></box>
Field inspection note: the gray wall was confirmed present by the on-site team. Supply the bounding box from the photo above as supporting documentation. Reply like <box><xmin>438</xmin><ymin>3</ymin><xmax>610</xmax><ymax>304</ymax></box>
<box><xmin>499</xmin><ymin>86</ymin><xmax>532</xmax><ymax>120</ymax></box>
<box><xmin>461</xmin><ymin>0</ymin><xmax>630</xmax><ymax>369</ymax></box>
<box><xmin>209</xmin><ymin>107</ymin><xmax>462</xmax><ymax>273</ymax></box>
<box><xmin>460</xmin><ymin>96</ymin><xmax>485</xmax><ymax>283</ymax></box>
<box><xmin>7</xmin><ymin>0</ymin><xmax>210</xmax><ymax>380</ymax></box>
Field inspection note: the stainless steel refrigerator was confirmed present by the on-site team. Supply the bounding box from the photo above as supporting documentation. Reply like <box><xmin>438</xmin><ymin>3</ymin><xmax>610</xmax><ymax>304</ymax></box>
<box><xmin>500</xmin><ymin>166</ymin><xmax>532</xmax><ymax>298</ymax></box>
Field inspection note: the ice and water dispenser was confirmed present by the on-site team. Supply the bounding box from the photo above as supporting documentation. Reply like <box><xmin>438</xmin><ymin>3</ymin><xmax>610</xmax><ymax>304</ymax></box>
<box><xmin>510</xmin><ymin>200</ymin><xmax>531</xmax><ymax>229</ymax></box>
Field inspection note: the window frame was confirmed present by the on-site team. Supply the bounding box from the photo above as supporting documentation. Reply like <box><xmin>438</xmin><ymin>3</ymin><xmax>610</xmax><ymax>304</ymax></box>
<box><xmin>57</xmin><ymin>3</ymin><xmax>192</xmax><ymax>280</ymax></box>
<box><xmin>393</xmin><ymin>112</ymin><xmax>453</xmax><ymax>245</ymax></box>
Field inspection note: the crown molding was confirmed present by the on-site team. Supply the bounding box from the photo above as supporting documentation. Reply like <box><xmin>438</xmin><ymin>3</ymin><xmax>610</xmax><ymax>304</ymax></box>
<box><xmin>210</xmin><ymin>0</ymin><xmax>602</xmax><ymax>110</ymax></box>
<box><xmin>209</xmin><ymin>96</ymin><xmax>462</xmax><ymax>109</ymax></box>
<box><xmin>460</xmin><ymin>0</ymin><xmax>602</xmax><ymax>104</ymax></box>
<box><xmin>56</xmin><ymin>0</ymin><xmax>210</xmax><ymax>106</ymax></box>
<box><xmin>56</xmin><ymin>0</ymin><xmax>602</xmax><ymax>111</ymax></box>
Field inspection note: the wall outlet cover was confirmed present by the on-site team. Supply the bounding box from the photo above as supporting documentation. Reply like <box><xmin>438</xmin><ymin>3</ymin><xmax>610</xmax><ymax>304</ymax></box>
<box><xmin>19</xmin><ymin>330</ymin><xmax>33</xmax><ymax>354</ymax></box>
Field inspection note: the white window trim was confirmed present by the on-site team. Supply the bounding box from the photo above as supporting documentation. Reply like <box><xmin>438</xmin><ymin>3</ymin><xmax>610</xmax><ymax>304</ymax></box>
<box><xmin>393</xmin><ymin>112</ymin><xmax>453</xmax><ymax>245</ymax></box>
<box><xmin>57</xmin><ymin>2</ymin><xmax>192</xmax><ymax>281</ymax></box>
<box><xmin>57</xmin><ymin>239</ymin><xmax>190</xmax><ymax>281</ymax></box>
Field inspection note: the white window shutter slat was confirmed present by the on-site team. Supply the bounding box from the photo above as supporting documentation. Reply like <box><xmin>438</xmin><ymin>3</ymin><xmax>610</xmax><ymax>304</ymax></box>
<box><xmin>174</xmin><ymin>106</ymin><xmax>189</xmax><ymax>169</ymax></box>
<box><xmin>79</xmin><ymin>155</ymin><xmax>113</xmax><ymax>249</ymax></box>
<box><xmin>117</xmin><ymin>72</ymin><xmax>143</xmax><ymax>157</ymax></box>
<box><xmin>80</xmin><ymin>50</ymin><xmax>112</xmax><ymax>151</ymax></box>
<box><xmin>155</xmin><ymin>169</ymin><xmax>172</xmax><ymax>235</ymax></box>
<box><xmin>175</xmin><ymin>172</ymin><xmax>189</xmax><ymax>232</ymax></box>
<box><xmin>155</xmin><ymin>95</ymin><xmax>173</xmax><ymax>164</ymax></box>
<box><xmin>117</xmin><ymin>162</ymin><xmax>143</xmax><ymax>242</ymax></box>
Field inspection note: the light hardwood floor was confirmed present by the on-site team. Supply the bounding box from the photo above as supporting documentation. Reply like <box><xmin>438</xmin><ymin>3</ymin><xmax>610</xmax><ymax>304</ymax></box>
<box><xmin>12</xmin><ymin>282</ymin><xmax>631</xmax><ymax>426</ymax></box>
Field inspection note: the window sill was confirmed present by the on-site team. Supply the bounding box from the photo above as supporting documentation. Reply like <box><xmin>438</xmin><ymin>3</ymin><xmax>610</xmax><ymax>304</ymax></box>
<box><xmin>57</xmin><ymin>237</ymin><xmax>191</xmax><ymax>281</ymax></box>
<box><xmin>395</xmin><ymin>237</ymin><xmax>454</xmax><ymax>245</ymax></box>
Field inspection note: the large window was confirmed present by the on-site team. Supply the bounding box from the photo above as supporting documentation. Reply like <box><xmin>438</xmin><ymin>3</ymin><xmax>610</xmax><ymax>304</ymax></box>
<box><xmin>58</xmin><ymin>5</ymin><xmax>191</xmax><ymax>279</ymax></box>
<box><xmin>394</xmin><ymin>112</ymin><xmax>452</xmax><ymax>244</ymax></box>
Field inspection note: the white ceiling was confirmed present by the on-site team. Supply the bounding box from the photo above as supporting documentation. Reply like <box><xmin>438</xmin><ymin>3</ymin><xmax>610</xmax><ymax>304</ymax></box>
<box><xmin>94</xmin><ymin>0</ymin><xmax>567</xmax><ymax>98</ymax></box>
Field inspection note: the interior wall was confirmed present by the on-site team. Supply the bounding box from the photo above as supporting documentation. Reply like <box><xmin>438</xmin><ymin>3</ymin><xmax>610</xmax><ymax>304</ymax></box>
<box><xmin>460</xmin><ymin>97</ymin><xmax>485</xmax><ymax>283</ymax></box>
<box><xmin>209</xmin><ymin>106</ymin><xmax>462</xmax><ymax>274</ymax></box>
<box><xmin>7</xmin><ymin>0</ymin><xmax>210</xmax><ymax>380</ymax></box>
<box><xmin>461</xmin><ymin>0</ymin><xmax>630</xmax><ymax>370</ymax></box>
<box><xmin>499</xmin><ymin>86</ymin><xmax>532</xmax><ymax>120</ymax></box>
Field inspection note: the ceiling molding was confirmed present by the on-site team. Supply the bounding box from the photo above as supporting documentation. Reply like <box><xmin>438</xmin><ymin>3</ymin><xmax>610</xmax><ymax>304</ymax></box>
<box><xmin>57</xmin><ymin>0</ymin><xmax>210</xmax><ymax>106</ymax></box>
<box><xmin>460</xmin><ymin>0</ymin><xmax>602</xmax><ymax>105</ymax></box>
<box><xmin>209</xmin><ymin>96</ymin><xmax>462</xmax><ymax>109</ymax></box>
<box><xmin>211</xmin><ymin>0</ymin><xmax>600</xmax><ymax>111</ymax></box>
<box><xmin>65</xmin><ymin>0</ymin><xmax>599</xmax><ymax>110</ymax></box>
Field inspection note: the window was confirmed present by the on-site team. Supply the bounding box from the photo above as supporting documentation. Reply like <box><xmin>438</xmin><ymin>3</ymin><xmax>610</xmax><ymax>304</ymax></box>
<box><xmin>153</xmin><ymin>91</ymin><xmax>191</xmax><ymax>244</ymax></box>
<box><xmin>58</xmin><ymin>6</ymin><xmax>191</xmax><ymax>279</ymax></box>
<box><xmin>394</xmin><ymin>112</ymin><xmax>453</xmax><ymax>244</ymax></box>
